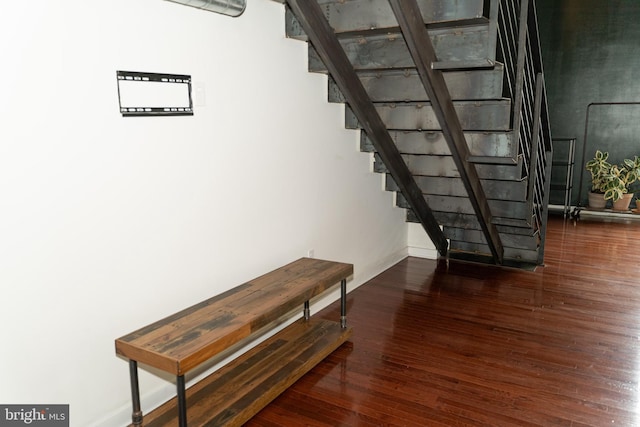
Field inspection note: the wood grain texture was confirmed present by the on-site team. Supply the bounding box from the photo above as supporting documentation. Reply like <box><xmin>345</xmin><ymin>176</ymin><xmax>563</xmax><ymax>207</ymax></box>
<box><xmin>134</xmin><ymin>318</ymin><xmax>352</xmax><ymax>427</ymax></box>
<box><xmin>115</xmin><ymin>257</ymin><xmax>353</xmax><ymax>375</ymax></box>
<box><xmin>247</xmin><ymin>216</ymin><xmax>640</xmax><ymax>426</ymax></box>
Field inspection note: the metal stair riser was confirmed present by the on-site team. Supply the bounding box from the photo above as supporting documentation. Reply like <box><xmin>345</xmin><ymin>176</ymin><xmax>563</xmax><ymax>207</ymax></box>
<box><xmin>449</xmin><ymin>240</ymin><xmax>539</xmax><ymax>263</ymax></box>
<box><xmin>374</xmin><ymin>154</ymin><xmax>521</xmax><ymax>181</ymax></box>
<box><xmin>286</xmin><ymin>0</ymin><xmax>485</xmax><ymax>39</ymax></box>
<box><xmin>385</xmin><ymin>175</ymin><xmax>527</xmax><ymax>201</ymax></box>
<box><xmin>361</xmin><ymin>131</ymin><xmax>516</xmax><ymax>161</ymax></box>
<box><xmin>346</xmin><ymin>102</ymin><xmax>511</xmax><ymax>132</ymax></box>
<box><xmin>328</xmin><ymin>67</ymin><xmax>505</xmax><ymax>103</ymax></box>
<box><xmin>407</xmin><ymin>210</ymin><xmax>536</xmax><ymax>232</ymax></box>
<box><xmin>307</xmin><ymin>26</ymin><xmax>494</xmax><ymax>72</ymax></box>
<box><xmin>443</xmin><ymin>227</ymin><xmax>539</xmax><ymax>250</ymax></box>
<box><xmin>396</xmin><ymin>193</ymin><xmax>528</xmax><ymax>220</ymax></box>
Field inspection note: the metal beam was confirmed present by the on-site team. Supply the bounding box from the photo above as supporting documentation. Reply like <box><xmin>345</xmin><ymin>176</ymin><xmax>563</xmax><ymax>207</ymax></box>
<box><xmin>389</xmin><ymin>0</ymin><xmax>504</xmax><ymax>264</ymax></box>
<box><xmin>285</xmin><ymin>0</ymin><xmax>448</xmax><ymax>256</ymax></box>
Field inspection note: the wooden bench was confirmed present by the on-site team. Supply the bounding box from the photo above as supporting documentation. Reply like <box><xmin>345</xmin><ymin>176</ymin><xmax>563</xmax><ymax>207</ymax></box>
<box><xmin>115</xmin><ymin>257</ymin><xmax>353</xmax><ymax>427</ymax></box>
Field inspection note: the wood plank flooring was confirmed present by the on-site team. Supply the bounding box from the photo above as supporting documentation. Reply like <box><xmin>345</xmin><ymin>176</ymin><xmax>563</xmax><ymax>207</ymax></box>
<box><xmin>247</xmin><ymin>215</ymin><xmax>640</xmax><ymax>426</ymax></box>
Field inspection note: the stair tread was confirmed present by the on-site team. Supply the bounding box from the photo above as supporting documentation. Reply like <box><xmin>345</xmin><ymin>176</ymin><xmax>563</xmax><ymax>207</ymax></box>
<box><xmin>337</xmin><ymin>19</ymin><xmax>492</xmax><ymax>39</ymax></box>
<box><xmin>135</xmin><ymin>318</ymin><xmax>352</xmax><ymax>427</ymax></box>
<box><xmin>468</xmin><ymin>155</ymin><xmax>519</xmax><ymax>165</ymax></box>
<box><xmin>373</xmin><ymin>99</ymin><xmax>512</xmax><ymax>106</ymax></box>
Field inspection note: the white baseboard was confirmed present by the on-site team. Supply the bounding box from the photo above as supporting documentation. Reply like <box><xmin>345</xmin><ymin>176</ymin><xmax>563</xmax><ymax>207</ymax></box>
<box><xmin>89</xmin><ymin>383</ymin><xmax>174</xmax><ymax>427</ymax></box>
<box><xmin>408</xmin><ymin>245</ymin><xmax>439</xmax><ymax>259</ymax></box>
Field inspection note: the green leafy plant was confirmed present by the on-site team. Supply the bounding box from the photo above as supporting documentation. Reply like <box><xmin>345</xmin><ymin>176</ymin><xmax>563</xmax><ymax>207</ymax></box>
<box><xmin>602</xmin><ymin>156</ymin><xmax>640</xmax><ymax>201</ymax></box>
<box><xmin>585</xmin><ymin>150</ymin><xmax>612</xmax><ymax>193</ymax></box>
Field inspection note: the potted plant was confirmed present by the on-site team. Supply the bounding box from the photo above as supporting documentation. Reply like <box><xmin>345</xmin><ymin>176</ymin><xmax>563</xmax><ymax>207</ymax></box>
<box><xmin>602</xmin><ymin>156</ymin><xmax>640</xmax><ymax>210</ymax></box>
<box><xmin>585</xmin><ymin>150</ymin><xmax>611</xmax><ymax>209</ymax></box>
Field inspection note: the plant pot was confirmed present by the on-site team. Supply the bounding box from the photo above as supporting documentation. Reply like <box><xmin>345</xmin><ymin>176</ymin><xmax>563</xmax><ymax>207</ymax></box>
<box><xmin>613</xmin><ymin>193</ymin><xmax>634</xmax><ymax>211</ymax></box>
<box><xmin>588</xmin><ymin>191</ymin><xmax>607</xmax><ymax>209</ymax></box>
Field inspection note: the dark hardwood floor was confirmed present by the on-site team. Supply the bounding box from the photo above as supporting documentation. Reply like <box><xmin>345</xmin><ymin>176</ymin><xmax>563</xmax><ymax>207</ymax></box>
<box><xmin>247</xmin><ymin>215</ymin><xmax>640</xmax><ymax>426</ymax></box>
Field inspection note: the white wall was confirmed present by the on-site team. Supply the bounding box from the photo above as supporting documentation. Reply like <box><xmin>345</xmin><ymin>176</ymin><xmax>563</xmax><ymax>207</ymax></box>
<box><xmin>0</xmin><ymin>0</ymin><xmax>431</xmax><ymax>426</ymax></box>
<box><xmin>408</xmin><ymin>223</ymin><xmax>441</xmax><ymax>259</ymax></box>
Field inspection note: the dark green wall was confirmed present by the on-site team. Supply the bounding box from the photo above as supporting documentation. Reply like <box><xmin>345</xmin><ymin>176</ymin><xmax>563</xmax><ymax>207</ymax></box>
<box><xmin>537</xmin><ymin>0</ymin><xmax>640</xmax><ymax>205</ymax></box>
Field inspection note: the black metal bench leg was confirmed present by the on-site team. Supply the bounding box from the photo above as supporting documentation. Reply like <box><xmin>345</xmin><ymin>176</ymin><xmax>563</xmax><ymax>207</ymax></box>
<box><xmin>129</xmin><ymin>360</ymin><xmax>143</xmax><ymax>426</ymax></box>
<box><xmin>304</xmin><ymin>300</ymin><xmax>310</xmax><ymax>320</ymax></box>
<box><xmin>177</xmin><ymin>375</ymin><xmax>187</xmax><ymax>427</ymax></box>
<box><xmin>340</xmin><ymin>279</ymin><xmax>347</xmax><ymax>328</ymax></box>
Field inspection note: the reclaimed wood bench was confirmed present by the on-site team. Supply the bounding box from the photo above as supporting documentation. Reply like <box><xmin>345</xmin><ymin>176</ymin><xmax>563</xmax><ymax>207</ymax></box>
<box><xmin>115</xmin><ymin>257</ymin><xmax>353</xmax><ymax>427</ymax></box>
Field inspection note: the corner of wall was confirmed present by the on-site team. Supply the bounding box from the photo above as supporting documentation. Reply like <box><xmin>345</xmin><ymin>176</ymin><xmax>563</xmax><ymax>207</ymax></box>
<box><xmin>407</xmin><ymin>222</ymin><xmax>439</xmax><ymax>260</ymax></box>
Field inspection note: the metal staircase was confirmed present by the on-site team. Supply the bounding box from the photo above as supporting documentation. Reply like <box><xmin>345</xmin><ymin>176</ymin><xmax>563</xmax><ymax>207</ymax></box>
<box><xmin>273</xmin><ymin>0</ymin><xmax>552</xmax><ymax>268</ymax></box>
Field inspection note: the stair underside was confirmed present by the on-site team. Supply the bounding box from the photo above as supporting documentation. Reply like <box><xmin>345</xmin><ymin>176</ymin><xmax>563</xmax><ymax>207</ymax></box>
<box><xmin>373</xmin><ymin>153</ymin><xmax>522</xmax><ymax>180</ymax></box>
<box><xmin>346</xmin><ymin>101</ymin><xmax>512</xmax><ymax>132</ymax></box>
<box><xmin>314</xmin><ymin>0</ymin><xmax>487</xmax><ymax>31</ymax></box>
<box><xmin>361</xmin><ymin>130</ymin><xmax>517</xmax><ymax>164</ymax></box>
<box><xmin>396</xmin><ymin>193</ymin><xmax>529</xmax><ymax>222</ymax></box>
<box><xmin>386</xmin><ymin>175</ymin><xmax>526</xmax><ymax>202</ymax></box>
<box><xmin>286</xmin><ymin>0</ymin><xmax>496</xmax><ymax>70</ymax></box>
<box><xmin>307</xmin><ymin>27</ymin><xmax>495</xmax><ymax>71</ymax></box>
<box><xmin>328</xmin><ymin>66</ymin><xmax>505</xmax><ymax>103</ymax></box>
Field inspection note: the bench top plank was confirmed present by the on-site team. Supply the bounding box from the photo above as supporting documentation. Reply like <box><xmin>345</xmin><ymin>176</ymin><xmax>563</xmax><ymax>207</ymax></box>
<box><xmin>115</xmin><ymin>257</ymin><xmax>353</xmax><ymax>375</ymax></box>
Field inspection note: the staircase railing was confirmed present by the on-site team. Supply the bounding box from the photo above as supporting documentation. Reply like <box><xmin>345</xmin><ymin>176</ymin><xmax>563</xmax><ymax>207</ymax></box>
<box><xmin>497</xmin><ymin>0</ymin><xmax>552</xmax><ymax>261</ymax></box>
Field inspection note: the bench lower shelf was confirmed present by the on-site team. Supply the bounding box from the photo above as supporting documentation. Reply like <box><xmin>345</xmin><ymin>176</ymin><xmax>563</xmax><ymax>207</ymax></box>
<box><xmin>133</xmin><ymin>318</ymin><xmax>352</xmax><ymax>427</ymax></box>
